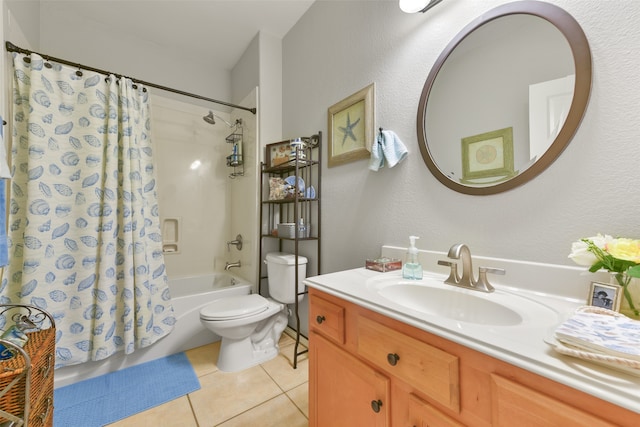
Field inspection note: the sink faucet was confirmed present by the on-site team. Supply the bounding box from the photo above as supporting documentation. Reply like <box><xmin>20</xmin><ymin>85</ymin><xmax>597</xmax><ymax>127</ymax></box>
<box><xmin>225</xmin><ymin>260</ymin><xmax>241</xmax><ymax>270</ymax></box>
<box><xmin>227</xmin><ymin>234</ymin><xmax>243</xmax><ymax>251</ymax></box>
<box><xmin>437</xmin><ymin>244</ymin><xmax>504</xmax><ymax>293</ymax></box>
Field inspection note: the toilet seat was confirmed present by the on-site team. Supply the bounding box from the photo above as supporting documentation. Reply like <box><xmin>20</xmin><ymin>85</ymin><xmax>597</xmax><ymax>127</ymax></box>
<box><xmin>200</xmin><ymin>294</ymin><xmax>269</xmax><ymax>321</ymax></box>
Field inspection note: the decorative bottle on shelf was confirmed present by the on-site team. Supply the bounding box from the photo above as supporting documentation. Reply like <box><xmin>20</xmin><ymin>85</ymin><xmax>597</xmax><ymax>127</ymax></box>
<box><xmin>0</xmin><ymin>315</ymin><xmax>36</xmax><ymax>360</ymax></box>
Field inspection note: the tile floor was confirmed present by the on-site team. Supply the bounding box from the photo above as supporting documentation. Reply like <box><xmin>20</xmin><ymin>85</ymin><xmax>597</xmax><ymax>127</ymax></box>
<box><xmin>107</xmin><ymin>334</ymin><xmax>309</xmax><ymax>427</ymax></box>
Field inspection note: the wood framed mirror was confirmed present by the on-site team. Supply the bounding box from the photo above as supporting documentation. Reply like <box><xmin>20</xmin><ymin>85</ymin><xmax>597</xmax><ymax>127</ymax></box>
<box><xmin>417</xmin><ymin>1</ymin><xmax>592</xmax><ymax>195</ymax></box>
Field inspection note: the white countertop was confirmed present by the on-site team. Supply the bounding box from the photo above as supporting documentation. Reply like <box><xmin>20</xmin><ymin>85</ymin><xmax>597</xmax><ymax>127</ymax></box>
<box><xmin>304</xmin><ymin>267</ymin><xmax>640</xmax><ymax>414</ymax></box>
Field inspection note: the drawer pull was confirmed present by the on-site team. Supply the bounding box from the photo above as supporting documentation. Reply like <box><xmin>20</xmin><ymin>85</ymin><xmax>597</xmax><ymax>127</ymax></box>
<box><xmin>316</xmin><ymin>315</ymin><xmax>326</xmax><ymax>324</ymax></box>
<box><xmin>386</xmin><ymin>352</ymin><xmax>400</xmax><ymax>366</ymax></box>
<box><xmin>371</xmin><ymin>399</ymin><xmax>383</xmax><ymax>413</ymax></box>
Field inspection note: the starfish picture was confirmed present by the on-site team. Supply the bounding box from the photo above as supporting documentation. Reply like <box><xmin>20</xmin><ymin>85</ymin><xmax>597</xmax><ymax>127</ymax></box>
<box><xmin>339</xmin><ymin>113</ymin><xmax>360</xmax><ymax>145</ymax></box>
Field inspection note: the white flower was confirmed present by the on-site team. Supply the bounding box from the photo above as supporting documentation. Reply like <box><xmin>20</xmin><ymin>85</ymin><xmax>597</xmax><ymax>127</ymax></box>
<box><xmin>568</xmin><ymin>234</ymin><xmax>614</xmax><ymax>266</ymax></box>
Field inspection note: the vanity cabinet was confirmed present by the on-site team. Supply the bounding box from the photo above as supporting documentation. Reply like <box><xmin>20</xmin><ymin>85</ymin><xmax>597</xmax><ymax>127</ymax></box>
<box><xmin>308</xmin><ymin>287</ymin><xmax>640</xmax><ymax>427</ymax></box>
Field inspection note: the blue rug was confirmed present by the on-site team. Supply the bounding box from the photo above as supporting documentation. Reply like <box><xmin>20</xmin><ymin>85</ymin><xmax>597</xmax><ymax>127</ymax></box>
<box><xmin>54</xmin><ymin>352</ymin><xmax>200</xmax><ymax>426</ymax></box>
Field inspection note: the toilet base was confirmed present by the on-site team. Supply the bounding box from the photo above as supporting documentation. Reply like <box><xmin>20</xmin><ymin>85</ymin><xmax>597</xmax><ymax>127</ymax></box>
<box><xmin>217</xmin><ymin>336</ymin><xmax>280</xmax><ymax>372</ymax></box>
<box><xmin>215</xmin><ymin>309</ymin><xmax>289</xmax><ymax>372</ymax></box>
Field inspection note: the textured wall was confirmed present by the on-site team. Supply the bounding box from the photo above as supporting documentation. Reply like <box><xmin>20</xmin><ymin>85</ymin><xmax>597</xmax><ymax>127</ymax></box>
<box><xmin>282</xmin><ymin>0</ymin><xmax>640</xmax><ymax>276</ymax></box>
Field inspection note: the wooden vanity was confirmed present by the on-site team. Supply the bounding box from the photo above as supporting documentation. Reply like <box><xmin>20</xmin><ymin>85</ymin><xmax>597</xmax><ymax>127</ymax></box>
<box><xmin>309</xmin><ymin>287</ymin><xmax>640</xmax><ymax>426</ymax></box>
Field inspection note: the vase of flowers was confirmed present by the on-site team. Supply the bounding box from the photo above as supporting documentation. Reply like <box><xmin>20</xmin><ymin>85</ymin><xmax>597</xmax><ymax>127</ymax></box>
<box><xmin>569</xmin><ymin>234</ymin><xmax>640</xmax><ymax>319</ymax></box>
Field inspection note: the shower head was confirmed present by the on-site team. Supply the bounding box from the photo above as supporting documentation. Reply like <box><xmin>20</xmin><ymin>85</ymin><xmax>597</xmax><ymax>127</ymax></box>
<box><xmin>203</xmin><ymin>110</ymin><xmax>236</xmax><ymax>127</ymax></box>
<box><xmin>203</xmin><ymin>111</ymin><xmax>217</xmax><ymax>125</ymax></box>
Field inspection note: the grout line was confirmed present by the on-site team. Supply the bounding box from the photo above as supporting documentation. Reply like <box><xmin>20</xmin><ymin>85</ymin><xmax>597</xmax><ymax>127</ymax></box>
<box><xmin>284</xmin><ymin>385</ymin><xmax>309</xmax><ymax>421</ymax></box>
<box><xmin>186</xmin><ymin>393</ymin><xmax>201</xmax><ymax>427</ymax></box>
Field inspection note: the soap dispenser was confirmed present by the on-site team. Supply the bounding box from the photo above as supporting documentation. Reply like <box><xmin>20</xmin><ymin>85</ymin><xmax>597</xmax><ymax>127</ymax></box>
<box><xmin>402</xmin><ymin>236</ymin><xmax>423</xmax><ymax>280</ymax></box>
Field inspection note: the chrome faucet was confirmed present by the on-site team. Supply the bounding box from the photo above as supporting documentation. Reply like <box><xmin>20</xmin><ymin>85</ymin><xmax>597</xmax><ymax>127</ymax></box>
<box><xmin>227</xmin><ymin>234</ymin><xmax>243</xmax><ymax>251</ymax></box>
<box><xmin>437</xmin><ymin>243</ymin><xmax>505</xmax><ymax>293</ymax></box>
<box><xmin>225</xmin><ymin>260</ymin><xmax>241</xmax><ymax>270</ymax></box>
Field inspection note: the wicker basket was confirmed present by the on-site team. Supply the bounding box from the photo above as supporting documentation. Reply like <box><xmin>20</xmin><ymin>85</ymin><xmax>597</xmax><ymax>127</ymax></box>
<box><xmin>0</xmin><ymin>307</ymin><xmax>55</xmax><ymax>426</ymax></box>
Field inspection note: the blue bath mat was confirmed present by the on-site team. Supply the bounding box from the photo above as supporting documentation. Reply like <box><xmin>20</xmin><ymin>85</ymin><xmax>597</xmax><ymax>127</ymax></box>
<box><xmin>53</xmin><ymin>352</ymin><xmax>200</xmax><ymax>426</ymax></box>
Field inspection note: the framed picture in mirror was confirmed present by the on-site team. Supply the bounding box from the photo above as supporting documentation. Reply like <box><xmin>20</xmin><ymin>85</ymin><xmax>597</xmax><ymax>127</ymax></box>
<box><xmin>588</xmin><ymin>281</ymin><xmax>621</xmax><ymax>311</ymax></box>
<box><xmin>327</xmin><ymin>83</ymin><xmax>375</xmax><ymax>167</ymax></box>
<box><xmin>461</xmin><ymin>127</ymin><xmax>515</xmax><ymax>183</ymax></box>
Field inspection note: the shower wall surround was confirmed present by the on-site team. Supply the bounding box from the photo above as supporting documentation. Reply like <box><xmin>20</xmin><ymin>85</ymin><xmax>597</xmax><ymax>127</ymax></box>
<box><xmin>151</xmin><ymin>95</ymin><xmax>257</xmax><ymax>281</ymax></box>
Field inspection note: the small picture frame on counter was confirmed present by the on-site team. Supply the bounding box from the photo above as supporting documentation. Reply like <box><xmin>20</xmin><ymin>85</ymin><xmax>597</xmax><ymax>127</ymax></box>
<box><xmin>588</xmin><ymin>281</ymin><xmax>621</xmax><ymax>311</ymax></box>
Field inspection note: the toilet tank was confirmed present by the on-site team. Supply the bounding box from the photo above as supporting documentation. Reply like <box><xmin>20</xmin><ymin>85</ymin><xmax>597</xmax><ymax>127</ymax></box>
<box><xmin>266</xmin><ymin>252</ymin><xmax>308</xmax><ymax>304</ymax></box>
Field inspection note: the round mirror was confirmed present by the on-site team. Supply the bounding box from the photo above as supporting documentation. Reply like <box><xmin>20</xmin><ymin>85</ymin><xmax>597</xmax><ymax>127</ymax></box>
<box><xmin>417</xmin><ymin>1</ymin><xmax>591</xmax><ymax>195</ymax></box>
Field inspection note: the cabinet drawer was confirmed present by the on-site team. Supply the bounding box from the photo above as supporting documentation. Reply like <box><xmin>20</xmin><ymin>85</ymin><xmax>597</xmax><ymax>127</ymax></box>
<box><xmin>357</xmin><ymin>316</ymin><xmax>460</xmax><ymax>412</ymax></box>
<box><xmin>309</xmin><ymin>294</ymin><xmax>345</xmax><ymax>344</ymax></box>
<box><xmin>490</xmin><ymin>374</ymin><xmax>615</xmax><ymax>427</ymax></box>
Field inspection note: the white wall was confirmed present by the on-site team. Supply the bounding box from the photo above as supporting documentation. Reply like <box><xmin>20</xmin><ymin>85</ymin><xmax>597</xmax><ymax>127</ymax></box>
<box><xmin>151</xmin><ymin>96</ymin><xmax>232</xmax><ymax>278</ymax></box>
<box><xmin>282</xmin><ymin>0</ymin><xmax>640</xmax><ymax>278</ymax></box>
<box><xmin>37</xmin><ymin>1</ymin><xmax>230</xmax><ymax>111</ymax></box>
<box><xmin>228</xmin><ymin>89</ymin><xmax>260</xmax><ymax>286</ymax></box>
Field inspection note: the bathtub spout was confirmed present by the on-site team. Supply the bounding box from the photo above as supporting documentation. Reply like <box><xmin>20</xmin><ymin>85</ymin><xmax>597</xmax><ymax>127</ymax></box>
<box><xmin>225</xmin><ymin>260</ymin><xmax>241</xmax><ymax>270</ymax></box>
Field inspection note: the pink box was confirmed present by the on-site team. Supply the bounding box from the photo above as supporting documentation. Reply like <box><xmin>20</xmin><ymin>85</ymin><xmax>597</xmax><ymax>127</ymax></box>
<box><xmin>365</xmin><ymin>258</ymin><xmax>402</xmax><ymax>272</ymax></box>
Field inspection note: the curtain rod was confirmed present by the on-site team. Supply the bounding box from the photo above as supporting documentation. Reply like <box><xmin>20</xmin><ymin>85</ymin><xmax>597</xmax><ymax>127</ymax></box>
<box><xmin>5</xmin><ymin>41</ymin><xmax>257</xmax><ymax>115</ymax></box>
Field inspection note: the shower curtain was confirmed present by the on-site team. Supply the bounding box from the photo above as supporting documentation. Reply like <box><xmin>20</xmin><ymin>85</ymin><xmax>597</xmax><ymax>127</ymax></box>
<box><xmin>2</xmin><ymin>53</ymin><xmax>175</xmax><ymax>367</ymax></box>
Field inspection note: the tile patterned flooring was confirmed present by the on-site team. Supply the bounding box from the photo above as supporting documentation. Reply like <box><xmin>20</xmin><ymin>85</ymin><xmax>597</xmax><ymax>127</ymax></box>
<box><xmin>107</xmin><ymin>334</ymin><xmax>309</xmax><ymax>427</ymax></box>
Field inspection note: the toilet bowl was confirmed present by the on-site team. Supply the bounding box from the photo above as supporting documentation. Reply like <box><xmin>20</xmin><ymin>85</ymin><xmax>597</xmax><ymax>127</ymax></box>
<box><xmin>199</xmin><ymin>252</ymin><xmax>307</xmax><ymax>372</ymax></box>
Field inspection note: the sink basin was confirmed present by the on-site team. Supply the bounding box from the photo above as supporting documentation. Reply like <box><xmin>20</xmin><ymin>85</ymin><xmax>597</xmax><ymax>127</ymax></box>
<box><xmin>367</xmin><ymin>275</ymin><xmax>558</xmax><ymax>326</ymax></box>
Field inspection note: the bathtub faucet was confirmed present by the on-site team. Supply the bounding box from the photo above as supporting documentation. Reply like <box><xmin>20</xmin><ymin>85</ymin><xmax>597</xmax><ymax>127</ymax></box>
<box><xmin>225</xmin><ymin>260</ymin><xmax>241</xmax><ymax>270</ymax></box>
<box><xmin>227</xmin><ymin>234</ymin><xmax>243</xmax><ymax>251</ymax></box>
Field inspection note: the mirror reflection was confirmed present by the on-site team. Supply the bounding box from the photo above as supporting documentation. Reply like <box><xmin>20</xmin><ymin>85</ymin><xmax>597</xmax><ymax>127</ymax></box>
<box><xmin>418</xmin><ymin>2</ymin><xmax>591</xmax><ymax>195</ymax></box>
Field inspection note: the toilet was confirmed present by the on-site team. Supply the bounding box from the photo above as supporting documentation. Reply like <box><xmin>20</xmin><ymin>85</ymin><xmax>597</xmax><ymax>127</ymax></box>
<box><xmin>200</xmin><ymin>252</ymin><xmax>308</xmax><ymax>372</ymax></box>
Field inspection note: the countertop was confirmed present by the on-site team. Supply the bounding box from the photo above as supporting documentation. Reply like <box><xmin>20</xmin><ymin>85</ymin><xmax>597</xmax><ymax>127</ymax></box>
<box><xmin>304</xmin><ymin>267</ymin><xmax>640</xmax><ymax>414</ymax></box>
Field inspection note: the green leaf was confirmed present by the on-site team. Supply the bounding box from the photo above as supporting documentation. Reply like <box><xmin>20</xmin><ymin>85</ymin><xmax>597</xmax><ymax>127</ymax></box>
<box><xmin>628</xmin><ymin>265</ymin><xmax>640</xmax><ymax>278</ymax></box>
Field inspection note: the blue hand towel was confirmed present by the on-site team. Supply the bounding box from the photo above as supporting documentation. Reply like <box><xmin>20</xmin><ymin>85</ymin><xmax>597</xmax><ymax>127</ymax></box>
<box><xmin>369</xmin><ymin>130</ymin><xmax>408</xmax><ymax>171</ymax></box>
<box><xmin>368</xmin><ymin>132</ymin><xmax>385</xmax><ymax>171</ymax></box>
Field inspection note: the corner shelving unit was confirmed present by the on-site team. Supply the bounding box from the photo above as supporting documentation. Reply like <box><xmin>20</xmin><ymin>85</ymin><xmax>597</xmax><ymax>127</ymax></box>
<box><xmin>258</xmin><ymin>132</ymin><xmax>321</xmax><ymax>369</ymax></box>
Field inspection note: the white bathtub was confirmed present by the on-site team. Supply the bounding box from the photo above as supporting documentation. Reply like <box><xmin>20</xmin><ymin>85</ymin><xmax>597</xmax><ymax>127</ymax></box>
<box><xmin>54</xmin><ymin>273</ymin><xmax>252</xmax><ymax>388</ymax></box>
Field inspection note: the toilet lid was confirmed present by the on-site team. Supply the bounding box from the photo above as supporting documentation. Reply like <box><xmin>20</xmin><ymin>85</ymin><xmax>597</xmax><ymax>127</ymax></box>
<box><xmin>200</xmin><ymin>294</ymin><xmax>270</xmax><ymax>320</ymax></box>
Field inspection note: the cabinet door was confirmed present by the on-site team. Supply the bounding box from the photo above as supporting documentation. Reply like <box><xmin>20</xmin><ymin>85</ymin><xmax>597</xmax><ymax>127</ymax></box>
<box><xmin>407</xmin><ymin>394</ymin><xmax>465</xmax><ymax>427</ymax></box>
<box><xmin>491</xmin><ymin>374</ymin><xmax>616</xmax><ymax>427</ymax></box>
<box><xmin>310</xmin><ymin>332</ymin><xmax>390</xmax><ymax>427</ymax></box>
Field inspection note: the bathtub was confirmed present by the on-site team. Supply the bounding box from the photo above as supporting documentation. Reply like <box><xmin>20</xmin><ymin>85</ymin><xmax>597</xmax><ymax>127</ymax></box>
<box><xmin>54</xmin><ymin>273</ymin><xmax>252</xmax><ymax>388</ymax></box>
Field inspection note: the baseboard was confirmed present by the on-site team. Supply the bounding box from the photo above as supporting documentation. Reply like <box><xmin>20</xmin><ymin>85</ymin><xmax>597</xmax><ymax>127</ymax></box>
<box><xmin>284</xmin><ymin>326</ymin><xmax>309</xmax><ymax>348</ymax></box>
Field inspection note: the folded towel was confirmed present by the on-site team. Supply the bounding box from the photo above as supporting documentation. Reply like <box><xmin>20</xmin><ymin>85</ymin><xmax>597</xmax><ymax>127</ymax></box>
<box><xmin>554</xmin><ymin>309</ymin><xmax>640</xmax><ymax>362</ymax></box>
<box><xmin>369</xmin><ymin>130</ymin><xmax>408</xmax><ymax>171</ymax></box>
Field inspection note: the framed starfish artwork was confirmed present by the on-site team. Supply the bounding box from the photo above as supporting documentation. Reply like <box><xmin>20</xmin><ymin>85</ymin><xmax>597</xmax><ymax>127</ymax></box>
<box><xmin>327</xmin><ymin>83</ymin><xmax>375</xmax><ymax>167</ymax></box>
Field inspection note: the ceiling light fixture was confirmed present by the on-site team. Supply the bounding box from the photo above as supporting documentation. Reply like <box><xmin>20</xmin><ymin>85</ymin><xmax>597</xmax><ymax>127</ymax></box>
<box><xmin>399</xmin><ymin>0</ymin><xmax>443</xmax><ymax>13</ymax></box>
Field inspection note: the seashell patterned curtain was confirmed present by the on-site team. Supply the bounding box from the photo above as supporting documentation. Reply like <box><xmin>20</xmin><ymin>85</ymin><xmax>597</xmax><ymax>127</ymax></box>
<box><xmin>2</xmin><ymin>53</ymin><xmax>175</xmax><ymax>367</ymax></box>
